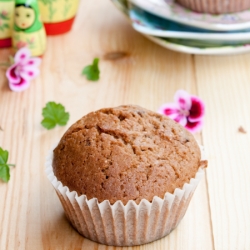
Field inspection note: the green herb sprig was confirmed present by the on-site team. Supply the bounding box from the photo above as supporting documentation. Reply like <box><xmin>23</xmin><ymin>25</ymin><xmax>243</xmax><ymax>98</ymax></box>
<box><xmin>41</xmin><ymin>102</ymin><xmax>70</xmax><ymax>130</ymax></box>
<box><xmin>0</xmin><ymin>147</ymin><xmax>15</xmax><ymax>182</ymax></box>
<box><xmin>82</xmin><ymin>58</ymin><xmax>100</xmax><ymax>81</ymax></box>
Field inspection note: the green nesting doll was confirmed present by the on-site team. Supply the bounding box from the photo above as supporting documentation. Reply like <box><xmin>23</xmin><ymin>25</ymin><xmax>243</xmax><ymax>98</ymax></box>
<box><xmin>12</xmin><ymin>0</ymin><xmax>46</xmax><ymax>56</ymax></box>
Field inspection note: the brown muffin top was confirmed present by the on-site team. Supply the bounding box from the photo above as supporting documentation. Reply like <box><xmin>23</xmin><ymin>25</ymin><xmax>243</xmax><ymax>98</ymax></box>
<box><xmin>53</xmin><ymin>105</ymin><xmax>206</xmax><ymax>205</ymax></box>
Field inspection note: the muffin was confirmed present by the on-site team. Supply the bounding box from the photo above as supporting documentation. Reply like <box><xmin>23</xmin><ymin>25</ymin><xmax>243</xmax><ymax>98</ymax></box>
<box><xmin>175</xmin><ymin>0</ymin><xmax>250</xmax><ymax>14</ymax></box>
<box><xmin>46</xmin><ymin>105</ymin><xmax>207</xmax><ymax>246</ymax></box>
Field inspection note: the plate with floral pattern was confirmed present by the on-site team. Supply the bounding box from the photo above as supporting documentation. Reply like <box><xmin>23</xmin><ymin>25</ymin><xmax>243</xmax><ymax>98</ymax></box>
<box><xmin>128</xmin><ymin>0</ymin><xmax>250</xmax><ymax>31</ymax></box>
<box><xmin>111</xmin><ymin>0</ymin><xmax>250</xmax><ymax>55</ymax></box>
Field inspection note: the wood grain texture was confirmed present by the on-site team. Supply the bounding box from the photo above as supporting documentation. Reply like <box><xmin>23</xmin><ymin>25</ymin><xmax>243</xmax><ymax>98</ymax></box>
<box><xmin>195</xmin><ymin>55</ymin><xmax>250</xmax><ymax>249</ymax></box>
<box><xmin>0</xmin><ymin>0</ymin><xmax>249</xmax><ymax>249</ymax></box>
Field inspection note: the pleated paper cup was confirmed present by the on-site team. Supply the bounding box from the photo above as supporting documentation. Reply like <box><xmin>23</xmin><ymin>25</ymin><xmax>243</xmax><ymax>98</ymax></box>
<box><xmin>46</xmin><ymin>145</ymin><xmax>205</xmax><ymax>247</ymax></box>
<box><xmin>175</xmin><ymin>0</ymin><xmax>250</xmax><ymax>14</ymax></box>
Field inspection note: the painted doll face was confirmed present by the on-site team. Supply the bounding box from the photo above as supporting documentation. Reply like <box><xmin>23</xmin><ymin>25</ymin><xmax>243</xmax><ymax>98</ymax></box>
<box><xmin>15</xmin><ymin>6</ymin><xmax>35</xmax><ymax>29</ymax></box>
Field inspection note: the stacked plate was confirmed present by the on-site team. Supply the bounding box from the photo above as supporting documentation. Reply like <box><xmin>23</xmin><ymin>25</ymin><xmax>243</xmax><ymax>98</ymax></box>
<box><xmin>111</xmin><ymin>0</ymin><xmax>250</xmax><ymax>55</ymax></box>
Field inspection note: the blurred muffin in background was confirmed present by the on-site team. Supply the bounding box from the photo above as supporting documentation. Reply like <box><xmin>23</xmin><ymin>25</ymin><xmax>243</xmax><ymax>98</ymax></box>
<box><xmin>175</xmin><ymin>0</ymin><xmax>250</xmax><ymax>14</ymax></box>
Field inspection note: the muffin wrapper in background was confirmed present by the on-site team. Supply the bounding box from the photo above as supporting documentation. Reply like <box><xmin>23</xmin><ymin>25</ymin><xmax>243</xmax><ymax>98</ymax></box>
<box><xmin>175</xmin><ymin>0</ymin><xmax>250</xmax><ymax>14</ymax></box>
<box><xmin>46</xmin><ymin>146</ymin><xmax>205</xmax><ymax>247</ymax></box>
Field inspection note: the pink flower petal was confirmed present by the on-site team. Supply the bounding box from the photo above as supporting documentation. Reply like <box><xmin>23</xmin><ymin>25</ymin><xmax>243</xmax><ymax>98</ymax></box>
<box><xmin>26</xmin><ymin>57</ymin><xmax>41</xmax><ymax>67</ymax></box>
<box><xmin>14</xmin><ymin>47</ymin><xmax>31</xmax><ymax>64</ymax></box>
<box><xmin>20</xmin><ymin>66</ymin><xmax>40</xmax><ymax>81</ymax></box>
<box><xmin>185</xmin><ymin>119</ymin><xmax>204</xmax><ymax>133</ymax></box>
<box><xmin>8</xmin><ymin>78</ymin><xmax>30</xmax><ymax>92</ymax></box>
<box><xmin>158</xmin><ymin>103</ymin><xmax>180</xmax><ymax>116</ymax></box>
<box><xmin>174</xmin><ymin>115</ymin><xmax>187</xmax><ymax>127</ymax></box>
<box><xmin>6</xmin><ymin>64</ymin><xmax>21</xmax><ymax>84</ymax></box>
<box><xmin>189</xmin><ymin>96</ymin><xmax>205</xmax><ymax>122</ymax></box>
<box><xmin>158</xmin><ymin>103</ymin><xmax>187</xmax><ymax>126</ymax></box>
<box><xmin>174</xmin><ymin>90</ymin><xmax>192</xmax><ymax>111</ymax></box>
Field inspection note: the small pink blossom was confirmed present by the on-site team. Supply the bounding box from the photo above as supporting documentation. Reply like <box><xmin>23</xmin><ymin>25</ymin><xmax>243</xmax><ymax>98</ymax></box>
<box><xmin>6</xmin><ymin>47</ymin><xmax>41</xmax><ymax>92</ymax></box>
<box><xmin>158</xmin><ymin>90</ymin><xmax>205</xmax><ymax>133</ymax></box>
<box><xmin>29</xmin><ymin>37</ymin><xmax>35</xmax><ymax>44</ymax></box>
<box><xmin>16</xmin><ymin>41</ymin><xmax>27</xmax><ymax>49</ymax></box>
<box><xmin>1</xmin><ymin>10</ymin><xmax>8</xmax><ymax>16</ymax></box>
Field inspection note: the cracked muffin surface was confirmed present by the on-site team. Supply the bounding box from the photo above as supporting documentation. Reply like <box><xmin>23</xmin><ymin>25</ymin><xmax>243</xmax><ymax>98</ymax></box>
<box><xmin>53</xmin><ymin>105</ymin><xmax>205</xmax><ymax>205</ymax></box>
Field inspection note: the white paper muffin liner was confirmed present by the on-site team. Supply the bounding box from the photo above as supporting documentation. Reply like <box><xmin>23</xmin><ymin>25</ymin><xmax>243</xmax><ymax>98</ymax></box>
<box><xmin>175</xmin><ymin>0</ymin><xmax>250</xmax><ymax>14</ymax></box>
<box><xmin>46</xmin><ymin>144</ymin><xmax>206</xmax><ymax>246</ymax></box>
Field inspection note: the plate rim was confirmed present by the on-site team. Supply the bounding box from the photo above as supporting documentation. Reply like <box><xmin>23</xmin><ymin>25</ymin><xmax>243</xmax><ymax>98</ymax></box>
<box><xmin>129</xmin><ymin>0</ymin><xmax>250</xmax><ymax>31</ymax></box>
<box><xmin>145</xmin><ymin>35</ymin><xmax>250</xmax><ymax>55</ymax></box>
<box><xmin>133</xmin><ymin>23</ymin><xmax>250</xmax><ymax>42</ymax></box>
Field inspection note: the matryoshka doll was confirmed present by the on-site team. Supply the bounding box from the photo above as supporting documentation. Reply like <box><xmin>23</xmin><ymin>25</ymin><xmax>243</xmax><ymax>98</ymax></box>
<box><xmin>0</xmin><ymin>0</ymin><xmax>14</xmax><ymax>48</ymax></box>
<box><xmin>38</xmin><ymin>0</ymin><xmax>79</xmax><ymax>35</ymax></box>
<box><xmin>12</xmin><ymin>0</ymin><xmax>46</xmax><ymax>56</ymax></box>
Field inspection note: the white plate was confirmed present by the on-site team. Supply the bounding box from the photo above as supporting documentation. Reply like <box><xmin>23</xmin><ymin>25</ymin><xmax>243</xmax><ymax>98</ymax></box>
<box><xmin>111</xmin><ymin>0</ymin><xmax>250</xmax><ymax>55</ymax></box>
<box><xmin>129</xmin><ymin>0</ymin><xmax>250</xmax><ymax>31</ymax></box>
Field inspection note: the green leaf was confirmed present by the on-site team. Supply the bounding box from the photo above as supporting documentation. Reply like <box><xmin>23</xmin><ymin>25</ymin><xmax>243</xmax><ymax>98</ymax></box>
<box><xmin>0</xmin><ymin>164</ymin><xmax>10</xmax><ymax>182</ymax></box>
<box><xmin>0</xmin><ymin>147</ymin><xmax>8</xmax><ymax>165</ymax></box>
<box><xmin>0</xmin><ymin>147</ymin><xmax>14</xmax><ymax>182</ymax></box>
<box><xmin>0</xmin><ymin>15</ymin><xmax>9</xmax><ymax>21</ymax></box>
<box><xmin>41</xmin><ymin>102</ymin><xmax>70</xmax><ymax>130</ymax></box>
<box><xmin>82</xmin><ymin>58</ymin><xmax>100</xmax><ymax>81</ymax></box>
<box><xmin>41</xmin><ymin>117</ymin><xmax>56</xmax><ymax>130</ymax></box>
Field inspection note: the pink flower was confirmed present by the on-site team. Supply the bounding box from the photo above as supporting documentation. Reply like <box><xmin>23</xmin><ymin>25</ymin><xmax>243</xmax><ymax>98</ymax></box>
<box><xmin>6</xmin><ymin>47</ymin><xmax>41</xmax><ymax>92</ymax></box>
<box><xmin>158</xmin><ymin>90</ymin><xmax>205</xmax><ymax>133</ymax></box>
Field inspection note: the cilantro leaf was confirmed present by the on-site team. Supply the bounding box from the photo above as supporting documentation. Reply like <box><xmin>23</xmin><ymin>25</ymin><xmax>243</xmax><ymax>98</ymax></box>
<box><xmin>41</xmin><ymin>102</ymin><xmax>70</xmax><ymax>130</ymax></box>
<box><xmin>0</xmin><ymin>147</ymin><xmax>15</xmax><ymax>182</ymax></box>
<box><xmin>82</xmin><ymin>58</ymin><xmax>100</xmax><ymax>81</ymax></box>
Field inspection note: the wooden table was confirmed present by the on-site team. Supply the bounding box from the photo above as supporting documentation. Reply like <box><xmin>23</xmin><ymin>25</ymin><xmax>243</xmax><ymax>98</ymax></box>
<box><xmin>1</xmin><ymin>0</ymin><xmax>250</xmax><ymax>249</ymax></box>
